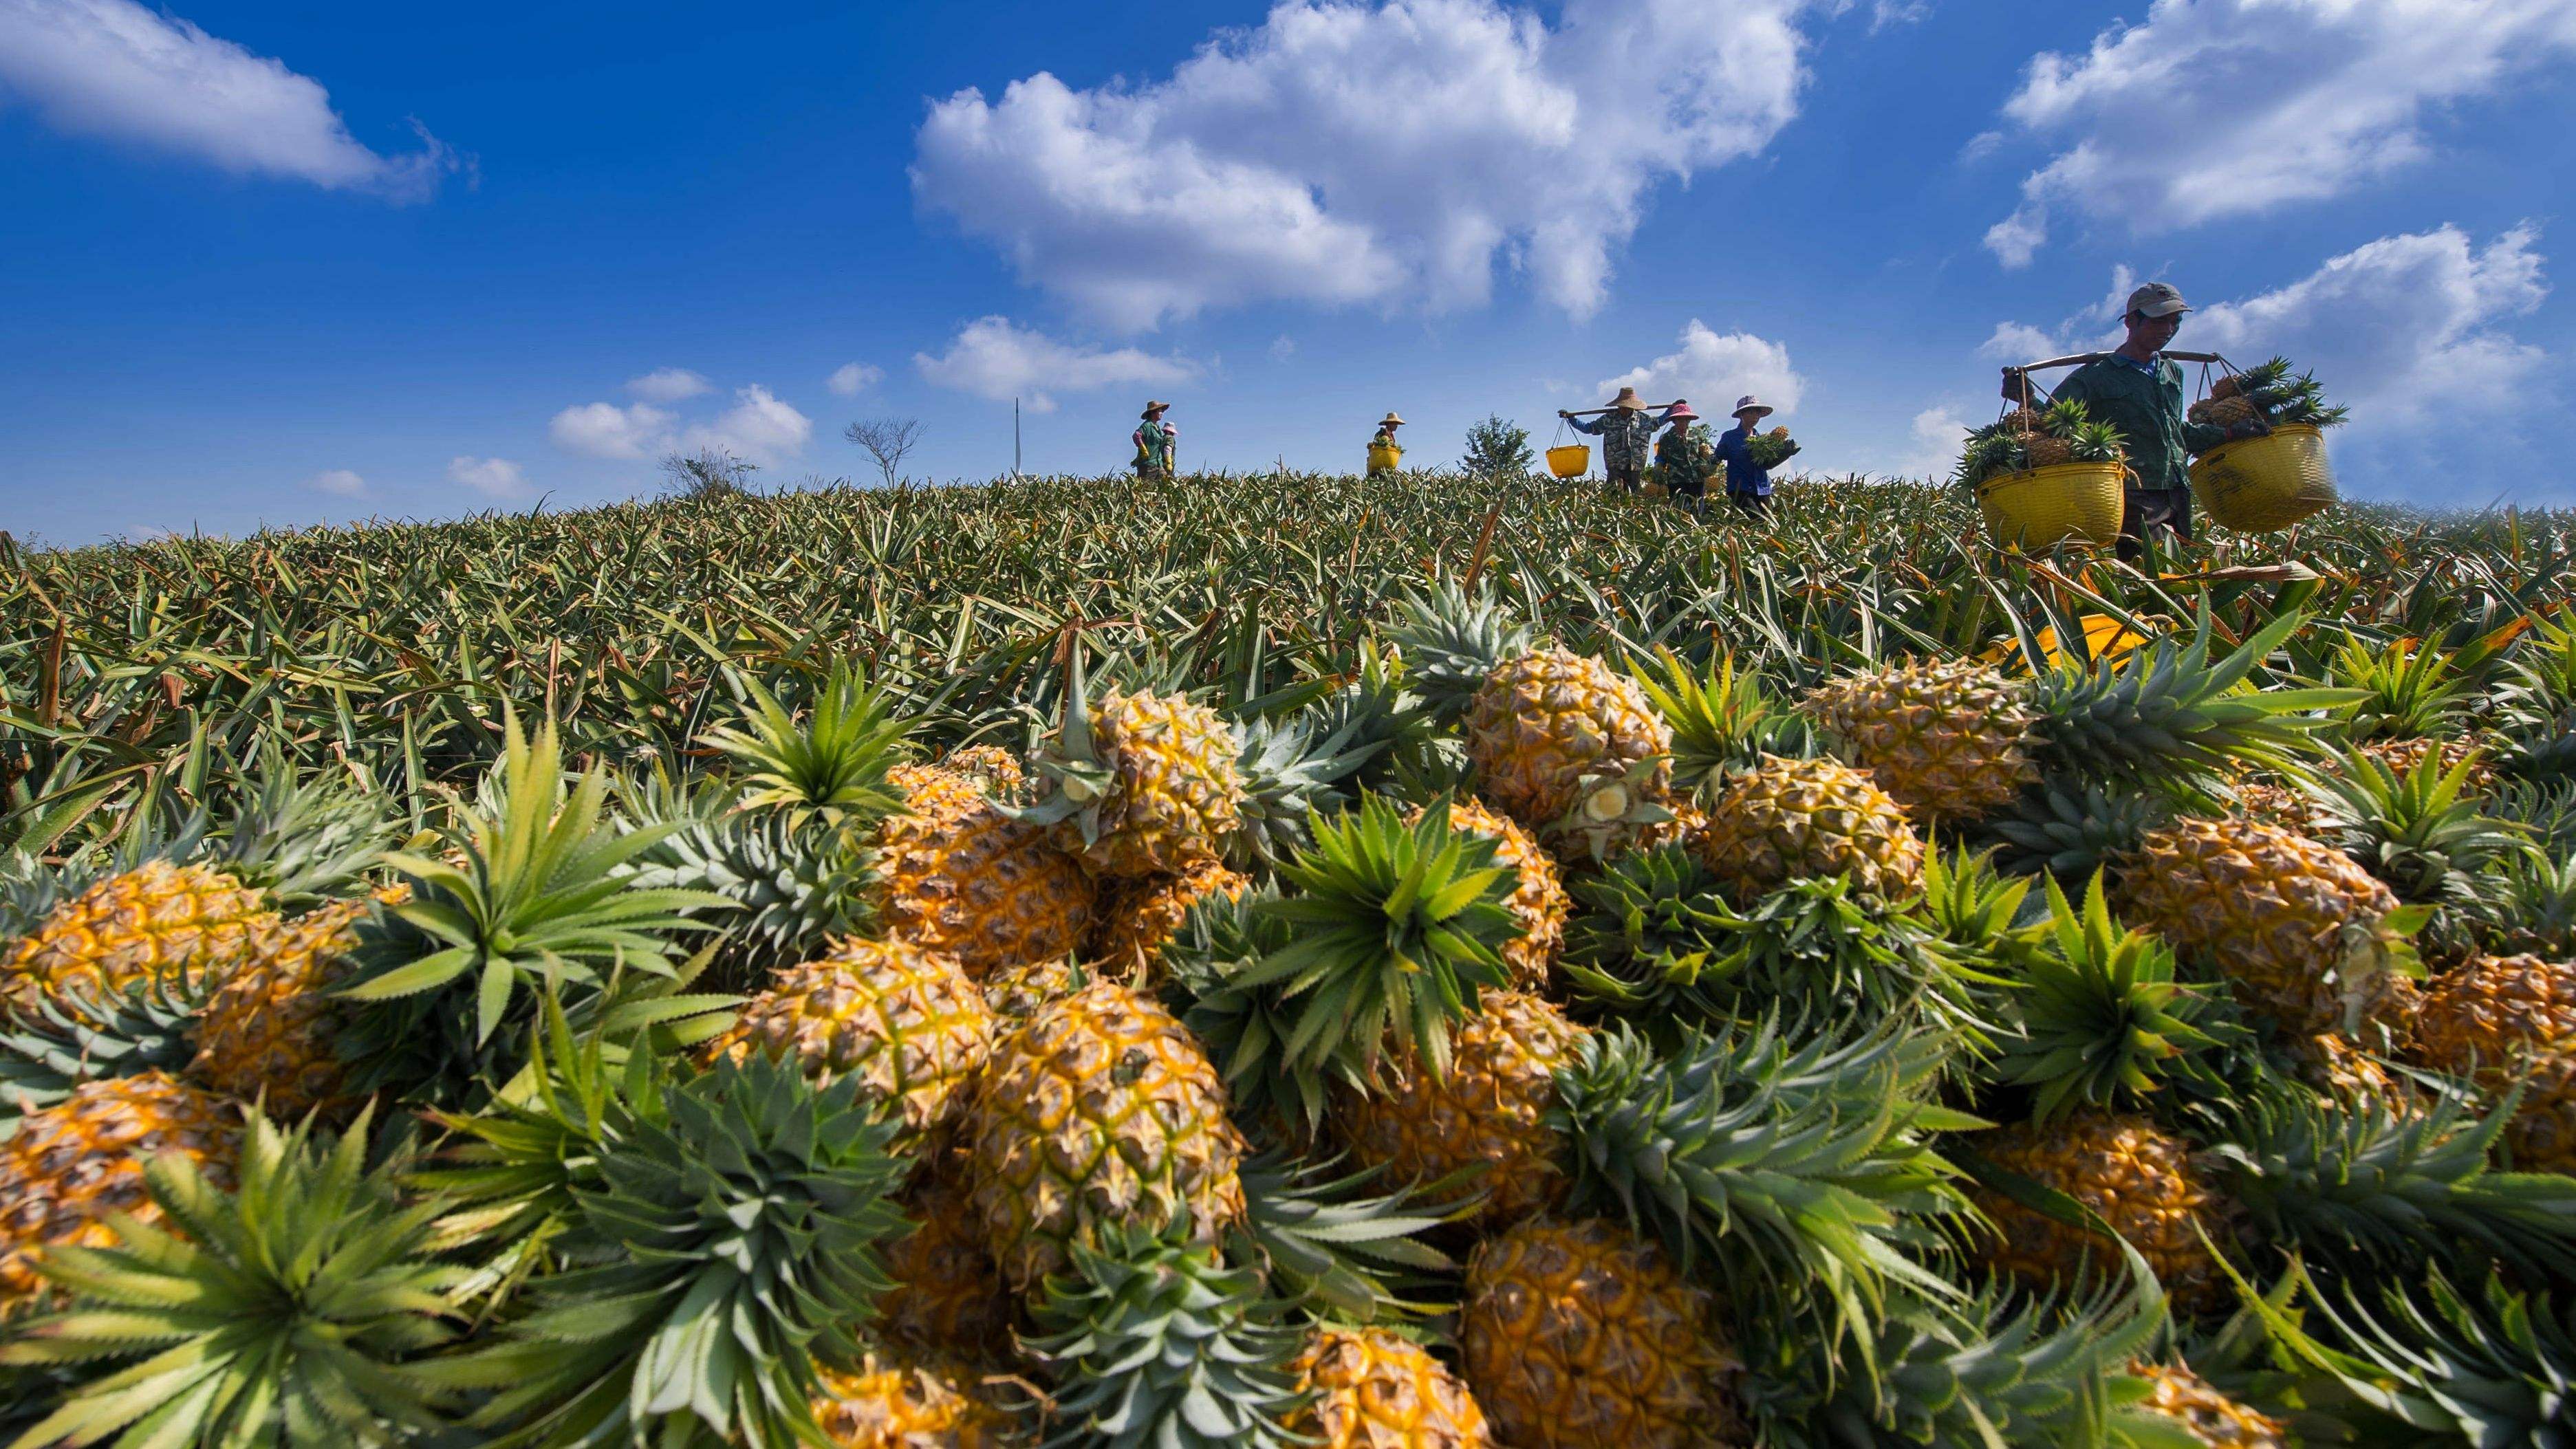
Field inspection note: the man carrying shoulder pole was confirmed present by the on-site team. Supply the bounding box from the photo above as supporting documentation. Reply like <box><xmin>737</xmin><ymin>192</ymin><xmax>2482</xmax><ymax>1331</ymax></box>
<box><xmin>2002</xmin><ymin>283</ymin><xmax>2266</xmax><ymax>562</ymax></box>
<box><xmin>1559</xmin><ymin>387</ymin><xmax>1667</xmax><ymax>492</ymax></box>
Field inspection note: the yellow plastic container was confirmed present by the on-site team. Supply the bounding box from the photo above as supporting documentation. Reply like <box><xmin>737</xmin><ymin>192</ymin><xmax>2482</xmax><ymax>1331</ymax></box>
<box><xmin>1367</xmin><ymin>443</ymin><xmax>1403</xmax><ymax>474</ymax></box>
<box><xmin>1976</xmin><ymin>460</ymin><xmax>2125</xmax><ymax>549</ymax></box>
<box><xmin>1546</xmin><ymin>444</ymin><xmax>1591</xmax><ymax>479</ymax></box>
<box><xmin>2189</xmin><ymin>424</ymin><xmax>2336</xmax><ymax>532</ymax></box>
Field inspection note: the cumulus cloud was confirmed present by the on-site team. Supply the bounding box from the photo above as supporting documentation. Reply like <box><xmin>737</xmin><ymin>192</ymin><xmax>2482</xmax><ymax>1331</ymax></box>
<box><xmin>448</xmin><ymin>457</ymin><xmax>526</xmax><ymax>498</ymax></box>
<box><xmin>1595</xmin><ymin>320</ymin><xmax>1805</xmax><ymax>415</ymax></box>
<box><xmin>1982</xmin><ymin>0</ymin><xmax>2576</xmax><ymax>265</ymax></box>
<box><xmin>550</xmin><ymin>402</ymin><xmax>675</xmax><ymax>460</ymax></box>
<box><xmin>1984</xmin><ymin>225</ymin><xmax>2548</xmax><ymax>434</ymax></box>
<box><xmin>625</xmin><ymin>367</ymin><xmax>710</xmax><ymax>403</ymax></box>
<box><xmin>307</xmin><ymin>468</ymin><xmax>365</xmax><ymax>497</ymax></box>
<box><xmin>0</xmin><ymin>0</ymin><xmax>461</xmax><ymax>199</ymax></box>
<box><xmin>911</xmin><ymin>0</ymin><xmax>1817</xmax><ymax>329</ymax></box>
<box><xmin>1870</xmin><ymin>0</ymin><xmax>1929</xmax><ymax>33</ymax></box>
<box><xmin>914</xmin><ymin>316</ymin><xmax>1198</xmax><ymax>412</ymax></box>
<box><xmin>680</xmin><ymin>384</ymin><xmax>812</xmax><ymax>466</ymax></box>
<box><xmin>827</xmin><ymin>362</ymin><xmax>883</xmax><ymax>397</ymax></box>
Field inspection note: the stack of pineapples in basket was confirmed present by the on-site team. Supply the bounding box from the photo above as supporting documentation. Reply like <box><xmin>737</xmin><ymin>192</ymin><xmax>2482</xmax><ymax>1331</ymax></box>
<box><xmin>2187</xmin><ymin>357</ymin><xmax>2350</xmax><ymax>435</ymax></box>
<box><xmin>8</xmin><ymin>587</ymin><xmax>2576</xmax><ymax>1448</ymax></box>
<box><xmin>1954</xmin><ymin>396</ymin><xmax>2129</xmax><ymax>488</ymax></box>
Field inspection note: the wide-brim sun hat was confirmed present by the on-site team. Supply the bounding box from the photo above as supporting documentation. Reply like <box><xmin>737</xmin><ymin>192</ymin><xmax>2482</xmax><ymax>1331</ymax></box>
<box><xmin>1733</xmin><ymin>395</ymin><xmax>1774</xmax><ymax>420</ymax></box>
<box><xmin>1380</xmin><ymin>412</ymin><xmax>1405</xmax><ymax>426</ymax></box>
<box><xmin>1608</xmin><ymin>386</ymin><xmax>1645</xmax><ymax>411</ymax></box>
<box><xmin>1665</xmin><ymin>403</ymin><xmax>1698</xmax><ymax>422</ymax></box>
<box><xmin>1140</xmin><ymin>401</ymin><xmax>1171</xmax><ymax>419</ymax></box>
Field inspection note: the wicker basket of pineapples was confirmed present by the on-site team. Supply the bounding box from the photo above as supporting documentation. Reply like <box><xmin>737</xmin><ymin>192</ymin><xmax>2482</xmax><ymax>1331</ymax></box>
<box><xmin>1955</xmin><ymin>397</ymin><xmax>2128</xmax><ymax>547</ymax></box>
<box><xmin>2186</xmin><ymin>356</ymin><xmax>2347</xmax><ymax>532</ymax></box>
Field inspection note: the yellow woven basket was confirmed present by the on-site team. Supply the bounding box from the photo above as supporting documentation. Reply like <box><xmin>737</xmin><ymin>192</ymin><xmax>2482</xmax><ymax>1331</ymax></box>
<box><xmin>1545</xmin><ymin>444</ymin><xmax>1591</xmax><ymax>479</ymax></box>
<box><xmin>1367</xmin><ymin>443</ymin><xmax>1403</xmax><ymax>474</ymax></box>
<box><xmin>1976</xmin><ymin>461</ymin><xmax>2125</xmax><ymax>549</ymax></box>
<box><xmin>2189</xmin><ymin>423</ymin><xmax>2336</xmax><ymax>532</ymax></box>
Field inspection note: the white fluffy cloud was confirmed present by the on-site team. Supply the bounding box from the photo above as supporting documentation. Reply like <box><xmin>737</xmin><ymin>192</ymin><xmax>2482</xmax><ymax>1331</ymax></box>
<box><xmin>448</xmin><ymin>457</ymin><xmax>526</xmax><ymax>498</ymax></box>
<box><xmin>1595</xmin><ymin>320</ymin><xmax>1806</xmax><ymax>416</ymax></box>
<box><xmin>914</xmin><ymin>316</ymin><xmax>1198</xmax><ymax>413</ymax></box>
<box><xmin>680</xmin><ymin>385</ymin><xmax>812</xmax><ymax>467</ymax></box>
<box><xmin>1899</xmin><ymin>406</ymin><xmax>1971</xmax><ymax>480</ymax></box>
<box><xmin>1985</xmin><ymin>225</ymin><xmax>2548</xmax><ymax>432</ymax></box>
<box><xmin>827</xmin><ymin>362</ymin><xmax>883</xmax><ymax>397</ymax></box>
<box><xmin>912</xmin><ymin>0</ymin><xmax>1816</xmax><ymax>329</ymax></box>
<box><xmin>625</xmin><ymin>367</ymin><xmax>710</xmax><ymax>403</ymax></box>
<box><xmin>0</xmin><ymin>0</ymin><xmax>459</xmax><ymax>198</ymax></box>
<box><xmin>550</xmin><ymin>401</ymin><xmax>675</xmax><ymax>460</ymax></box>
<box><xmin>307</xmin><ymin>468</ymin><xmax>365</xmax><ymax>497</ymax></box>
<box><xmin>1982</xmin><ymin>0</ymin><xmax>2576</xmax><ymax>266</ymax></box>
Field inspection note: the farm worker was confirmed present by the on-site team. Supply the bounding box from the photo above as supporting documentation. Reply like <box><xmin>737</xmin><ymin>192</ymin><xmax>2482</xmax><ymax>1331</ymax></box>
<box><xmin>2000</xmin><ymin>282</ymin><xmax>2266</xmax><ymax>562</ymax></box>
<box><xmin>1369</xmin><ymin>412</ymin><xmax>1405</xmax><ymax>475</ymax></box>
<box><xmin>1133</xmin><ymin>400</ymin><xmax>1178</xmax><ymax>481</ymax></box>
<box><xmin>1559</xmin><ymin>387</ymin><xmax>1656</xmax><ymax>492</ymax></box>
<box><xmin>1652</xmin><ymin>402</ymin><xmax>1713</xmax><ymax>512</ymax></box>
<box><xmin>1713</xmin><ymin>395</ymin><xmax>1777</xmax><ymax>517</ymax></box>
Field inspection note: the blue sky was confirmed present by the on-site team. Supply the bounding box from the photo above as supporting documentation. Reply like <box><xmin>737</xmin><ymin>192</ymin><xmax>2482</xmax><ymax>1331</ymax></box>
<box><xmin>3</xmin><ymin>0</ymin><xmax>2573</xmax><ymax>545</ymax></box>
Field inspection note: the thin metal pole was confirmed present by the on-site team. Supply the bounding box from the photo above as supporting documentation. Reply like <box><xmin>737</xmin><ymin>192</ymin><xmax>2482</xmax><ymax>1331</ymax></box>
<box><xmin>1014</xmin><ymin>397</ymin><xmax>1023</xmax><ymax>478</ymax></box>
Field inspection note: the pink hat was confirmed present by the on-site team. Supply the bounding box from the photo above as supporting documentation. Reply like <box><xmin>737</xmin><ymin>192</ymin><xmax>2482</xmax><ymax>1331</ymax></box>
<box><xmin>1665</xmin><ymin>402</ymin><xmax>1698</xmax><ymax>422</ymax></box>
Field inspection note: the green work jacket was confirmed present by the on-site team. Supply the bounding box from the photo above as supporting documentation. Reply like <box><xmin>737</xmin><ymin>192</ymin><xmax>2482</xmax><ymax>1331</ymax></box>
<box><xmin>2050</xmin><ymin>355</ymin><xmax>2228</xmax><ymax>494</ymax></box>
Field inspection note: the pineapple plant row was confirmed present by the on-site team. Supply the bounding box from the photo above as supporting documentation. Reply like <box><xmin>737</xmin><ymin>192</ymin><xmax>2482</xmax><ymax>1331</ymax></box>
<box><xmin>3</xmin><ymin>472</ymin><xmax>2575</xmax><ymax>1446</ymax></box>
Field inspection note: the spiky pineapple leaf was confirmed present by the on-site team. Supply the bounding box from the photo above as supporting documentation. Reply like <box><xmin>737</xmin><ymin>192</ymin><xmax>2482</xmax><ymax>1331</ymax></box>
<box><xmin>698</xmin><ymin>660</ymin><xmax>910</xmax><ymax>827</ymax></box>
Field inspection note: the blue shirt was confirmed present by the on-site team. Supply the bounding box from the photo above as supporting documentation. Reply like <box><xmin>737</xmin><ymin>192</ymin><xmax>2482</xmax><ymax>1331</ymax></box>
<box><xmin>1714</xmin><ymin>425</ymin><xmax>1770</xmax><ymax>499</ymax></box>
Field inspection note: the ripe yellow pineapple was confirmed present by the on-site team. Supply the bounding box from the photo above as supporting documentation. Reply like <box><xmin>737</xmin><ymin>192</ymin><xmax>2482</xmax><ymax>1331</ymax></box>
<box><xmin>2284</xmin><ymin>1032</ymin><xmax>2414</xmax><ymax>1116</ymax></box>
<box><xmin>0</xmin><ymin>1071</ymin><xmax>239</xmax><ymax>1304</ymax></box>
<box><xmin>979</xmin><ymin>955</ymin><xmax>1083</xmax><ymax>1022</ymax></box>
<box><xmin>1462</xmin><ymin>646</ymin><xmax>1673</xmax><ymax>860</ymax></box>
<box><xmin>1339</xmin><ymin>990</ymin><xmax>1586</xmax><ymax>1226</ymax></box>
<box><xmin>1087</xmin><ymin>859</ymin><xmax>1250</xmax><ymax>979</ymax></box>
<box><xmin>1969</xmin><ymin>1114</ymin><xmax>2225</xmax><ymax>1311</ymax></box>
<box><xmin>810</xmin><ymin>1355</ymin><xmax>1022</xmax><ymax>1447</ymax></box>
<box><xmin>1804</xmin><ymin>658</ymin><xmax>2039</xmax><ymax>820</ymax></box>
<box><xmin>2128</xmin><ymin>1362</ymin><xmax>2287</xmax><ymax>1448</ymax></box>
<box><xmin>2188</xmin><ymin>395</ymin><xmax>2263</xmax><ymax>431</ymax></box>
<box><xmin>1460</xmin><ymin>1217</ymin><xmax>1744</xmax><ymax>1449</ymax></box>
<box><xmin>3</xmin><ymin>860</ymin><xmax>268</xmax><ymax>1016</ymax></box>
<box><xmin>2352</xmin><ymin>734</ymin><xmax>2495</xmax><ymax>792</ymax></box>
<box><xmin>962</xmin><ymin>979</ymin><xmax>1246</xmax><ymax>1292</ymax></box>
<box><xmin>1033</xmin><ymin>690</ymin><xmax>1246</xmax><ymax>880</ymax></box>
<box><xmin>1692</xmin><ymin>754</ymin><xmax>1927</xmax><ymax>903</ymax></box>
<box><xmin>186</xmin><ymin>885</ymin><xmax>407</xmax><ymax>1122</ymax></box>
<box><xmin>2502</xmin><ymin>1051</ymin><xmax>2576</xmax><ymax>1173</ymax></box>
<box><xmin>876</xmin><ymin>1154</ymin><xmax>1016</xmax><ymax>1364</ymax></box>
<box><xmin>939</xmin><ymin>744</ymin><xmax>1024</xmax><ymax>793</ymax></box>
<box><xmin>712</xmin><ymin>937</ymin><xmax>995</xmax><ymax>1144</ymax></box>
<box><xmin>876</xmin><ymin>765</ymin><xmax>1096</xmax><ymax>978</ymax></box>
<box><xmin>1289</xmin><ymin>1326</ymin><xmax>1493</xmax><ymax>1449</ymax></box>
<box><xmin>2407</xmin><ymin>953</ymin><xmax>2576</xmax><ymax>1078</ymax></box>
<box><xmin>2119</xmin><ymin>818</ymin><xmax>2413</xmax><ymax>1035</ymax></box>
<box><xmin>1405</xmin><ymin>798</ymin><xmax>1567</xmax><ymax>991</ymax></box>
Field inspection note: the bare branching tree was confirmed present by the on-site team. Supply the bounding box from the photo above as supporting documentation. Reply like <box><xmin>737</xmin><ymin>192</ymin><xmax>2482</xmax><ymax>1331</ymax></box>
<box><xmin>658</xmin><ymin>448</ymin><xmax>758</xmax><ymax>498</ymax></box>
<box><xmin>843</xmin><ymin>417</ymin><xmax>924</xmax><ymax>487</ymax></box>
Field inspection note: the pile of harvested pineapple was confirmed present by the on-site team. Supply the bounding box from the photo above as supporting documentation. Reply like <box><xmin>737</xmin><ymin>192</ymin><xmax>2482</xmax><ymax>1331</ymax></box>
<box><xmin>6</xmin><ymin>569</ymin><xmax>2576</xmax><ymax>1448</ymax></box>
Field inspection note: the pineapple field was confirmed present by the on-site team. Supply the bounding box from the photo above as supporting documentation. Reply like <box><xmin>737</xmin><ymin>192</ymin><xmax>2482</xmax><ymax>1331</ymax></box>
<box><xmin>7</xmin><ymin>468</ymin><xmax>2576</xmax><ymax>1447</ymax></box>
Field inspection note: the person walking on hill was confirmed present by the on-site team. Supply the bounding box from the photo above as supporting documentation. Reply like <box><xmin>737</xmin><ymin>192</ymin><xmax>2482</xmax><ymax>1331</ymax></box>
<box><xmin>1653</xmin><ymin>401</ymin><xmax>1713</xmax><ymax>514</ymax></box>
<box><xmin>1713</xmin><ymin>395</ymin><xmax>1778</xmax><ymax>518</ymax></box>
<box><xmin>1369</xmin><ymin>412</ymin><xmax>1405</xmax><ymax>476</ymax></box>
<box><xmin>1133</xmin><ymin>400</ymin><xmax>1178</xmax><ymax>481</ymax></box>
<box><xmin>2000</xmin><ymin>282</ymin><xmax>2266</xmax><ymax>562</ymax></box>
<box><xmin>1560</xmin><ymin>387</ymin><xmax>1656</xmax><ymax>492</ymax></box>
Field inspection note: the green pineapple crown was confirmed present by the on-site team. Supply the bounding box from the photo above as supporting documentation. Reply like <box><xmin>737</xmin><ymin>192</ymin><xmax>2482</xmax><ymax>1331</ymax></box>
<box><xmin>2327</xmin><ymin>631</ymin><xmax>2471</xmax><ymax>742</ymax></box>
<box><xmin>2065</xmin><ymin>418</ymin><xmax>2126</xmax><ymax>463</ymax></box>
<box><xmin>1242</xmin><ymin>795</ymin><xmax>1518</xmax><ymax>1088</ymax></box>
<box><xmin>1382</xmin><ymin>582</ymin><xmax>1534</xmax><ymax>723</ymax></box>
<box><xmin>2197</xmin><ymin>1070</ymin><xmax>2576</xmax><ymax>1285</ymax></box>
<box><xmin>618</xmin><ymin>767</ymin><xmax>878</xmax><ymax>986</ymax></box>
<box><xmin>2264</xmin><ymin>1269</ymin><xmax>2576</xmax><ymax>1446</ymax></box>
<box><xmin>1994</xmin><ymin>872</ymin><xmax>2241</xmax><ymax>1124</ymax></box>
<box><xmin>1550</xmin><ymin>1016</ymin><xmax>1981</xmax><ymax>1353</ymax></box>
<box><xmin>2026</xmin><ymin>607</ymin><xmax>2361</xmax><ymax>789</ymax></box>
<box><xmin>1559</xmin><ymin>840</ymin><xmax>1741</xmax><ymax>1024</ymax></box>
<box><xmin>2468</xmin><ymin>844</ymin><xmax>2576</xmax><ymax>959</ymax></box>
<box><xmin>1</xmin><ymin>1107</ymin><xmax>469</xmax><ymax>1449</ymax></box>
<box><xmin>1981</xmin><ymin>778</ymin><xmax>2177</xmax><ymax>882</ymax></box>
<box><xmin>0</xmin><ymin>971</ymin><xmax>206</xmax><ymax>1135</ymax></box>
<box><xmin>1156</xmin><ymin>882</ymin><xmax>1323</xmax><ymax>1131</ymax></box>
<box><xmin>2298</xmin><ymin>744</ymin><xmax>2526</xmax><ymax>907</ymax></box>
<box><xmin>2496</xmin><ymin>615</ymin><xmax>2576</xmax><ymax>782</ymax></box>
<box><xmin>1226</xmin><ymin>706</ymin><xmax>1378</xmax><ymax>871</ymax></box>
<box><xmin>699</xmin><ymin>660</ymin><xmax>911</xmax><ymax>828</ymax></box>
<box><xmin>208</xmin><ymin>746</ymin><xmax>396</xmax><ymax>908</ymax></box>
<box><xmin>1233</xmin><ymin>1148</ymin><xmax>1475</xmax><ymax>1325</ymax></box>
<box><xmin>334</xmin><ymin>711</ymin><xmax>730</xmax><ymax>1098</ymax></box>
<box><xmin>1632</xmin><ymin>645</ymin><xmax>1815</xmax><ymax>800</ymax></box>
<box><xmin>437</xmin><ymin>1049</ymin><xmax>909</xmax><ymax>1449</ymax></box>
<box><xmin>1028</xmin><ymin>1219</ymin><xmax>1310</xmax><ymax>1449</ymax></box>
